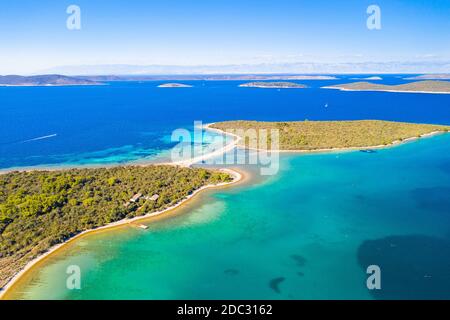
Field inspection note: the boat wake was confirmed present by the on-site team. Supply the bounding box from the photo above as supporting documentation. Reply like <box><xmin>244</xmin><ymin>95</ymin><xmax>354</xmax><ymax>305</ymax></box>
<box><xmin>21</xmin><ymin>134</ymin><xmax>57</xmax><ymax>143</ymax></box>
<box><xmin>0</xmin><ymin>134</ymin><xmax>58</xmax><ymax>146</ymax></box>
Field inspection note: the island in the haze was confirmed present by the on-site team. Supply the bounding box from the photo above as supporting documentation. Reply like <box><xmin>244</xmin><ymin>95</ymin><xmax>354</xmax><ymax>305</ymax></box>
<box><xmin>350</xmin><ymin>76</ymin><xmax>383</xmax><ymax>80</ymax></box>
<box><xmin>81</xmin><ymin>74</ymin><xmax>338</xmax><ymax>81</ymax></box>
<box><xmin>255</xmin><ymin>75</ymin><xmax>335</xmax><ymax>80</ymax></box>
<box><xmin>0</xmin><ymin>165</ymin><xmax>234</xmax><ymax>291</ymax></box>
<box><xmin>405</xmin><ymin>74</ymin><xmax>450</xmax><ymax>80</ymax></box>
<box><xmin>209</xmin><ymin>120</ymin><xmax>450</xmax><ymax>151</ymax></box>
<box><xmin>157</xmin><ymin>83</ymin><xmax>193</xmax><ymax>88</ymax></box>
<box><xmin>322</xmin><ymin>80</ymin><xmax>450</xmax><ymax>94</ymax></box>
<box><xmin>239</xmin><ymin>82</ymin><xmax>307</xmax><ymax>89</ymax></box>
<box><xmin>0</xmin><ymin>75</ymin><xmax>101</xmax><ymax>86</ymax></box>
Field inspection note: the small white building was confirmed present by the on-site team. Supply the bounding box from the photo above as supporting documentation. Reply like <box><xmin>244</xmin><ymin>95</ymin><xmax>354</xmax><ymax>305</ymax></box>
<box><xmin>130</xmin><ymin>193</ymin><xmax>143</xmax><ymax>203</ymax></box>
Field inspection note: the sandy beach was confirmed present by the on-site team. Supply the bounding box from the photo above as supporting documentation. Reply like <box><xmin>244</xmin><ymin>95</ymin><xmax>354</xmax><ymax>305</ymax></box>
<box><xmin>0</xmin><ymin>166</ymin><xmax>246</xmax><ymax>299</ymax></box>
<box><xmin>0</xmin><ymin>123</ymin><xmax>241</xmax><ymax>175</ymax></box>
<box><xmin>168</xmin><ymin>123</ymin><xmax>242</xmax><ymax>167</ymax></box>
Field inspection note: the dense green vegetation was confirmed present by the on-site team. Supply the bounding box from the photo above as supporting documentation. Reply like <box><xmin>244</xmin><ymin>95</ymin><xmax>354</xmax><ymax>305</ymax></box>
<box><xmin>211</xmin><ymin>120</ymin><xmax>450</xmax><ymax>150</ymax></box>
<box><xmin>324</xmin><ymin>80</ymin><xmax>450</xmax><ymax>93</ymax></box>
<box><xmin>0</xmin><ymin>165</ymin><xmax>232</xmax><ymax>288</ymax></box>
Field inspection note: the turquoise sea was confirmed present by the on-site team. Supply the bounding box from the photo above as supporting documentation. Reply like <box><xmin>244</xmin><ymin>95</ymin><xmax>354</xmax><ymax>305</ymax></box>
<box><xmin>2</xmin><ymin>76</ymin><xmax>450</xmax><ymax>299</ymax></box>
<box><xmin>1</xmin><ymin>76</ymin><xmax>450</xmax><ymax>169</ymax></box>
<box><xmin>7</xmin><ymin>134</ymin><xmax>450</xmax><ymax>299</ymax></box>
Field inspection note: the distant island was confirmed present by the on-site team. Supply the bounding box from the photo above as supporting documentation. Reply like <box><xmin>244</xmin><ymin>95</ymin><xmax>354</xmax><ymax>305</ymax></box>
<box><xmin>405</xmin><ymin>74</ymin><xmax>450</xmax><ymax>80</ymax></box>
<box><xmin>259</xmin><ymin>75</ymin><xmax>336</xmax><ymax>80</ymax></box>
<box><xmin>322</xmin><ymin>80</ymin><xmax>450</xmax><ymax>94</ymax></box>
<box><xmin>80</xmin><ymin>74</ymin><xmax>338</xmax><ymax>81</ymax></box>
<box><xmin>210</xmin><ymin>120</ymin><xmax>450</xmax><ymax>151</ymax></box>
<box><xmin>350</xmin><ymin>76</ymin><xmax>383</xmax><ymax>80</ymax></box>
<box><xmin>157</xmin><ymin>83</ymin><xmax>193</xmax><ymax>88</ymax></box>
<box><xmin>0</xmin><ymin>165</ymin><xmax>234</xmax><ymax>290</ymax></box>
<box><xmin>239</xmin><ymin>82</ymin><xmax>307</xmax><ymax>89</ymax></box>
<box><xmin>0</xmin><ymin>74</ymin><xmax>338</xmax><ymax>84</ymax></box>
<box><xmin>0</xmin><ymin>75</ymin><xmax>101</xmax><ymax>87</ymax></box>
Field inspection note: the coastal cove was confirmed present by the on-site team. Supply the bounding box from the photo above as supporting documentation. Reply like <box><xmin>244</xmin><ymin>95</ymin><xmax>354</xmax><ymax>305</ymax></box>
<box><xmin>1</xmin><ymin>120</ymin><xmax>448</xmax><ymax>299</ymax></box>
<box><xmin>2</xmin><ymin>132</ymin><xmax>450</xmax><ymax>299</ymax></box>
<box><xmin>0</xmin><ymin>166</ymin><xmax>246</xmax><ymax>298</ymax></box>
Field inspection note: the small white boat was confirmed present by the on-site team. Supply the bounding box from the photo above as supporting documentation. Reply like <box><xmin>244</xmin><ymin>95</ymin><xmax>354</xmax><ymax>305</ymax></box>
<box><xmin>137</xmin><ymin>224</ymin><xmax>149</xmax><ymax>230</ymax></box>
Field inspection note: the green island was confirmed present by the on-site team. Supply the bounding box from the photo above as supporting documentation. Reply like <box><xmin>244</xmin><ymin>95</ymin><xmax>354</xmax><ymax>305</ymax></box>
<box><xmin>0</xmin><ymin>165</ymin><xmax>232</xmax><ymax>289</ymax></box>
<box><xmin>322</xmin><ymin>80</ymin><xmax>450</xmax><ymax>94</ymax></box>
<box><xmin>210</xmin><ymin>120</ymin><xmax>450</xmax><ymax>151</ymax></box>
<box><xmin>239</xmin><ymin>82</ymin><xmax>307</xmax><ymax>89</ymax></box>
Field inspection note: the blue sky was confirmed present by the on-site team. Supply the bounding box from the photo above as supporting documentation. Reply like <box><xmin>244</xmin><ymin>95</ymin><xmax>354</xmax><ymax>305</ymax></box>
<box><xmin>0</xmin><ymin>0</ymin><xmax>449</xmax><ymax>73</ymax></box>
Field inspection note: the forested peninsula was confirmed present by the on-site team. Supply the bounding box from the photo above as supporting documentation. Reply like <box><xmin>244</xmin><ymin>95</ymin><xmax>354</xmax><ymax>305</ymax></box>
<box><xmin>0</xmin><ymin>165</ymin><xmax>232</xmax><ymax>289</ymax></box>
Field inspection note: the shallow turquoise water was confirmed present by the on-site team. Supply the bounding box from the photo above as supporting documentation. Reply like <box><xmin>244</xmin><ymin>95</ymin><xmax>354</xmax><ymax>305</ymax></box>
<box><xmin>2</xmin><ymin>78</ymin><xmax>450</xmax><ymax>169</ymax></box>
<box><xmin>9</xmin><ymin>134</ymin><xmax>450</xmax><ymax>300</ymax></box>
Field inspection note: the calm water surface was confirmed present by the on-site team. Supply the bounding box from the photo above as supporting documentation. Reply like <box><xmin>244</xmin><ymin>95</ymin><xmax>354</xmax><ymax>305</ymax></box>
<box><xmin>7</xmin><ymin>135</ymin><xmax>450</xmax><ymax>299</ymax></box>
<box><xmin>2</xmin><ymin>77</ymin><xmax>450</xmax><ymax>299</ymax></box>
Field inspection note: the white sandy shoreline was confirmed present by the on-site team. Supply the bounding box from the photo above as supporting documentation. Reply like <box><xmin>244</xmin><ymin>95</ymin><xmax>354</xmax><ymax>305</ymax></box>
<box><xmin>0</xmin><ymin>167</ymin><xmax>244</xmax><ymax>299</ymax></box>
<box><xmin>166</xmin><ymin>123</ymin><xmax>242</xmax><ymax>167</ymax></box>
<box><xmin>0</xmin><ymin>123</ymin><xmax>241</xmax><ymax>175</ymax></box>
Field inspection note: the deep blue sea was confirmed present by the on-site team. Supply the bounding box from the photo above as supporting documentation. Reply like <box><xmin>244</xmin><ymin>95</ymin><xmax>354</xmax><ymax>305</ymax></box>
<box><xmin>2</xmin><ymin>75</ymin><xmax>450</xmax><ymax>299</ymax></box>
<box><xmin>1</xmin><ymin>75</ymin><xmax>449</xmax><ymax>169</ymax></box>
